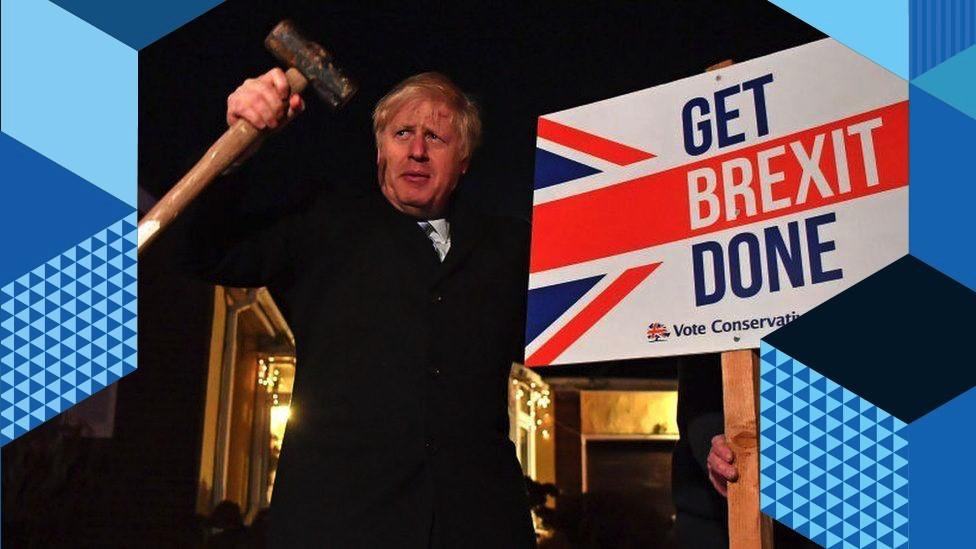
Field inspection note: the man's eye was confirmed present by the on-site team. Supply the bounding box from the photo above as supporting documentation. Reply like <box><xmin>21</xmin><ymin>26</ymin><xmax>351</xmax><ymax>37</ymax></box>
<box><xmin>426</xmin><ymin>133</ymin><xmax>442</xmax><ymax>142</ymax></box>
<box><xmin>394</xmin><ymin>129</ymin><xmax>410</xmax><ymax>138</ymax></box>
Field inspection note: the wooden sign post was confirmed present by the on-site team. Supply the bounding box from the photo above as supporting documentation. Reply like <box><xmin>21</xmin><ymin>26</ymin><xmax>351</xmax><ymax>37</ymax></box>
<box><xmin>722</xmin><ymin>349</ymin><xmax>773</xmax><ymax>549</ymax></box>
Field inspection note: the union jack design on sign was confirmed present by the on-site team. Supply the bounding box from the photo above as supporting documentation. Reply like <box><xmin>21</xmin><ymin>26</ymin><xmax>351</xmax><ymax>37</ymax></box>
<box><xmin>525</xmin><ymin>39</ymin><xmax>908</xmax><ymax>366</ymax></box>
<box><xmin>646</xmin><ymin>323</ymin><xmax>670</xmax><ymax>343</ymax></box>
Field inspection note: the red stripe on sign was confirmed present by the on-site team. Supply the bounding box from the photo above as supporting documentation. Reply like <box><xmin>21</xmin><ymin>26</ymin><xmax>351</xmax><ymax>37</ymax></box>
<box><xmin>530</xmin><ymin>101</ymin><xmax>908</xmax><ymax>273</ymax></box>
<box><xmin>526</xmin><ymin>263</ymin><xmax>661</xmax><ymax>366</ymax></box>
<box><xmin>538</xmin><ymin>118</ymin><xmax>655</xmax><ymax>166</ymax></box>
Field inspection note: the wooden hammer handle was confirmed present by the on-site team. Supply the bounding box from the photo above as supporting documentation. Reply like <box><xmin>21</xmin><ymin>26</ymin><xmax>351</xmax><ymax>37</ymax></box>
<box><xmin>137</xmin><ymin>67</ymin><xmax>309</xmax><ymax>253</ymax></box>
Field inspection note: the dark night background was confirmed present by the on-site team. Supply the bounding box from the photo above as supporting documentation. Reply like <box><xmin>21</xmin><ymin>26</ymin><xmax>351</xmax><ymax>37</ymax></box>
<box><xmin>4</xmin><ymin>1</ymin><xmax>823</xmax><ymax>546</ymax></box>
<box><xmin>139</xmin><ymin>0</ymin><xmax>824</xmax><ymax>221</ymax></box>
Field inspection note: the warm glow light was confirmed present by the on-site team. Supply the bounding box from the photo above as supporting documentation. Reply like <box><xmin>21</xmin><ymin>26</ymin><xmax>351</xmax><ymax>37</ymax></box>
<box><xmin>270</xmin><ymin>405</ymin><xmax>292</xmax><ymax>433</ymax></box>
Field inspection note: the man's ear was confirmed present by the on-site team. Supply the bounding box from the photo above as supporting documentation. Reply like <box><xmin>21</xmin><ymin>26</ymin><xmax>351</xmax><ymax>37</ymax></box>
<box><xmin>460</xmin><ymin>156</ymin><xmax>470</xmax><ymax>175</ymax></box>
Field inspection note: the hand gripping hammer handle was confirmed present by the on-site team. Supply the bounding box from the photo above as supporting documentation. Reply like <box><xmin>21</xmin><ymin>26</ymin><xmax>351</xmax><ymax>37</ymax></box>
<box><xmin>137</xmin><ymin>20</ymin><xmax>355</xmax><ymax>254</ymax></box>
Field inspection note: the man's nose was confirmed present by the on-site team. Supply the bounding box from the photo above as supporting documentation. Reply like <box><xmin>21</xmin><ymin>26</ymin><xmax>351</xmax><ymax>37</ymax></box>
<box><xmin>408</xmin><ymin>135</ymin><xmax>428</xmax><ymax>161</ymax></box>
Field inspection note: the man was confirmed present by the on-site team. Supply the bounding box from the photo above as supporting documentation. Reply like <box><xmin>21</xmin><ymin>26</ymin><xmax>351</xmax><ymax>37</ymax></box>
<box><xmin>671</xmin><ymin>354</ymin><xmax>731</xmax><ymax>548</ymax></box>
<box><xmin>182</xmin><ymin>69</ymin><xmax>536</xmax><ymax>547</ymax></box>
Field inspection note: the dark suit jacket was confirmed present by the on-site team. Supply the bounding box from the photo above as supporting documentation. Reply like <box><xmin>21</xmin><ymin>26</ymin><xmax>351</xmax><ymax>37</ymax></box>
<box><xmin>182</xmin><ymin>181</ymin><xmax>536</xmax><ymax>548</ymax></box>
<box><xmin>671</xmin><ymin>354</ymin><xmax>728</xmax><ymax>523</ymax></box>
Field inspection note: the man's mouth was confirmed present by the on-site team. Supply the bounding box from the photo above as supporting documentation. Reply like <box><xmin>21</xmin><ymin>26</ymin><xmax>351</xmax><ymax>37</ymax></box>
<box><xmin>401</xmin><ymin>171</ymin><xmax>431</xmax><ymax>184</ymax></box>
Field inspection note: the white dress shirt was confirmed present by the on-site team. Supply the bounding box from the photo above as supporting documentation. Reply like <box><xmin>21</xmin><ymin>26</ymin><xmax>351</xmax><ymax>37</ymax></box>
<box><xmin>418</xmin><ymin>218</ymin><xmax>451</xmax><ymax>261</ymax></box>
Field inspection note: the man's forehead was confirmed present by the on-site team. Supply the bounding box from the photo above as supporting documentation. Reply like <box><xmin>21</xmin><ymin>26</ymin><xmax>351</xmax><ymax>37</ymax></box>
<box><xmin>391</xmin><ymin>99</ymin><xmax>456</xmax><ymax>126</ymax></box>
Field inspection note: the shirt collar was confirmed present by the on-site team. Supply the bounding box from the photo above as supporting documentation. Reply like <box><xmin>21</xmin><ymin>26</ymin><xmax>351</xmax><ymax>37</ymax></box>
<box><xmin>423</xmin><ymin>218</ymin><xmax>450</xmax><ymax>243</ymax></box>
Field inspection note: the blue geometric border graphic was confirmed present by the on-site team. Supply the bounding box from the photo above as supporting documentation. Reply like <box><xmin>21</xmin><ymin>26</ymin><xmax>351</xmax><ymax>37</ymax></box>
<box><xmin>763</xmin><ymin>1</ymin><xmax>976</xmax><ymax>547</ymax></box>
<box><xmin>0</xmin><ymin>6</ymin><xmax>227</xmax><ymax>528</ymax></box>
<box><xmin>759</xmin><ymin>343</ymin><xmax>909</xmax><ymax>548</ymax></box>
<box><xmin>1</xmin><ymin>215</ymin><xmax>138</xmax><ymax>444</ymax></box>
<box><xmin>0</xmin><ymin>0</ymin><xmax>222</xmax><ymax>441</ymax></box>
<box><xmin>0</xmin><ymin>0</ymin><xmax>224</xmax><ymax>537</ymax></box>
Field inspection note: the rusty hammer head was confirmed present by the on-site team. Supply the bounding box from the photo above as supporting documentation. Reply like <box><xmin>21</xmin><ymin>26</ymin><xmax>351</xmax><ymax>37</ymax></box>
<box><xmin>265</xmin><ymin>20</ymin><xmax>357</xmax><ymax>109</ymax></box>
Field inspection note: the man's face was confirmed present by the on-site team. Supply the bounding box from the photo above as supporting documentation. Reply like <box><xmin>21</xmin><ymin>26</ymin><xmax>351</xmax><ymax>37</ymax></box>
<box><xmin>377</xmin><ymin>98</ymin><xmax>469</xmax><ymax>219</ymax></box>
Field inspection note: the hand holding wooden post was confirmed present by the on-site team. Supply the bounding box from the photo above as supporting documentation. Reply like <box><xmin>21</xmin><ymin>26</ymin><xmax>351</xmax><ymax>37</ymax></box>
<box><xmin>704</xmin><ymin>57</ymin><xmax>774</xmax><ymax>549</ymax></box>
<box><xmin>137</xmin><ymin>20</ymin><xmax>357</xmax><ymax>254</ymax></box>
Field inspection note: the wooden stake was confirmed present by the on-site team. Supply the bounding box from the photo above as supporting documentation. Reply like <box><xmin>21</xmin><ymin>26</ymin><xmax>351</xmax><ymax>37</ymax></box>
<box><xmin>722</xmin><ymin>349</ymin><xmax>774</xmax><ymax>549</ymax></box>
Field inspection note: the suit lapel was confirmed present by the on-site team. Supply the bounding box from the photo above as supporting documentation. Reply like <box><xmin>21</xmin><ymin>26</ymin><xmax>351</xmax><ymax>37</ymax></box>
<box><xmin>370</xmin><ymin>189</ymin><xmax>489</xmax><ymax>287</ymax></box>
<box><xmin>434</xmin><ymin>202</ymin><xmax>488</xmax><ymax>286</ymax></box>
<box><xmin>374</xmin><ymin>193</ymin><xmax>441</xmax><ymax>282</ymax></box>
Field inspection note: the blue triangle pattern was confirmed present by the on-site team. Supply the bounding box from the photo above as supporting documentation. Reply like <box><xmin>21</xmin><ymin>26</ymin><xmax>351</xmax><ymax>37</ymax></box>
<box><xmin>0</xmin><ymin>213</ymin><xmax>137</xmax><ymax>446</ymax></box>
<box><xmin>759</xmin><ymin>342</ymin><xmax>908</xmax><ymax>549</ymax></box>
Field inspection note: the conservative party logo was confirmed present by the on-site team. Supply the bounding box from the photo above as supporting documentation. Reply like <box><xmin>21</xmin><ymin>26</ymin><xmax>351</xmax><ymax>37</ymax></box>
<box><xmin>646</xmin><ymin>322</ymin><xmax>671</xmax><ymax>343</ymax></box>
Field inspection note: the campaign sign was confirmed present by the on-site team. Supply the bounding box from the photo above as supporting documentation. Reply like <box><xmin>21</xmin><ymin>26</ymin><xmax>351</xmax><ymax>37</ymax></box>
<box><xmin>525</xmin><ymin>39</ymin><xmax>907</xmax><ymax>366</ymax></box>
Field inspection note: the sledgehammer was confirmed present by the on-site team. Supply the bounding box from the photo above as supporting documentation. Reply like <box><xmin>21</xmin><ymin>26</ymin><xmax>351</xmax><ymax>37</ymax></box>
<box><xmin>137</xmin><ymin>20</ymin><xmax>356</xmax><ymax>254</ymax></box>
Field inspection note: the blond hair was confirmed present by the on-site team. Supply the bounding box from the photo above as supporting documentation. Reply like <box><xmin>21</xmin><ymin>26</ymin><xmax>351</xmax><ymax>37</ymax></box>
<box><xmin>372</xmin><ymin>72</ymin><xmax>481</xmax><ymax>158</ymax></box>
